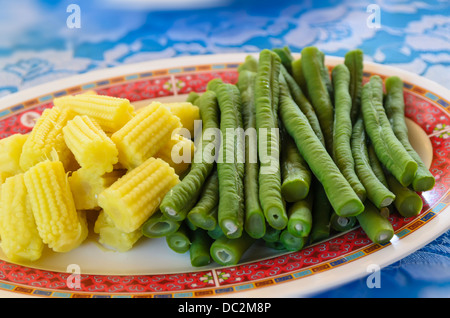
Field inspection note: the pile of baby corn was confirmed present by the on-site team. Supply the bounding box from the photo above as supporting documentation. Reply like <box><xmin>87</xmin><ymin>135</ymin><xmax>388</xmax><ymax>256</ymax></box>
<box><xmin>0</xmin><ymin>91</ymin><xmax>199</xmax><ymax>262</ymax></box>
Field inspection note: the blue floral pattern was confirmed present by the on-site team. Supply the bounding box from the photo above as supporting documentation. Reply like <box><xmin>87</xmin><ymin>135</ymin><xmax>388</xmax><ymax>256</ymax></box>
<box><xmin>0</xmin><ymin>0</ymin><xmax>449</xmax><ymax>297</ymax></box>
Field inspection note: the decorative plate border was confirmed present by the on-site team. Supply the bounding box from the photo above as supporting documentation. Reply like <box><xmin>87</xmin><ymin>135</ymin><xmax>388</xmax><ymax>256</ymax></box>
<box><xmin>0</xmin><ymin>57</ymin><xmax>448</xmax><ymax>298</ymax></box>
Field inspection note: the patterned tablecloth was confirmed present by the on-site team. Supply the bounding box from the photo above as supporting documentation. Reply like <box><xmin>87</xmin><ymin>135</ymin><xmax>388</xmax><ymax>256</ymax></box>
<box><xmin>0</xmin><ymin>0</ymin><xmax>449</xmax><ymax>298</ymax></box>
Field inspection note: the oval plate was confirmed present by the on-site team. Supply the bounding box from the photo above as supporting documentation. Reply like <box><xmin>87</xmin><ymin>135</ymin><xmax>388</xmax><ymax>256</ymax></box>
<box><xmin>0</xmin><ymin>53</ymin><xmax>449</xmax><ymax>298</ymax></box>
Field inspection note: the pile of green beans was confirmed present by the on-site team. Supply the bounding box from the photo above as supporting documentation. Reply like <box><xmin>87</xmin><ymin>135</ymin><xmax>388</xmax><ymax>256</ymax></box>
<box><xmin>140</xmin><ymin>46</ymin><xmax>435</xmax><ymax>268</ymax></box>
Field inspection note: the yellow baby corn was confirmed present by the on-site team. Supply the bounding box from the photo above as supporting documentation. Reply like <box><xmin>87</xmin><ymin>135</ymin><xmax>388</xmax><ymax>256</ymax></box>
<box><xmin>0</xmin><ymin>133</ymin><xmax>28</xmax><ymax>175</ymax></box>
<box><xmin>155</xmin><ymin>134</ymin><xmax>194</xmax><ymax>175</ymax></box>
<box><xmin>53</xmin><ymin>94</ymin><xmax>134</xmax><ymax>133</ymax></box>
<box><xmin>63</xmin><ymin>115</ymin><xmax>118</xmax><ymax>174</ymax></box>
<box><xmin>98</xmin><ymin>157</ymin><xmax>180</xmax><ymax>233</ymax></box>
<box><xmin>69</xmin><ymin>168</ymin><xmax>126</xmax><ymax>210</ymax></box>
<box><xmin>111</xmin><ymin>102</ymin><xmax>182</xmax><ymax>170</ymax></box>
<box><xmin>94</xmin><ymin>210</ymin><xmax>143</xmax><ymax>252</ymax></box>
<box><xmin>164</xmin><ymin>102</ymin><xmax>200</xmax><ymax>136</ymax></box>
<box><xmin>0</xmin><ymin>173</ymin><xmax>44</xmax><ymax>262</ymax></box>
<box><xmin>24</xmin><ymin>160</ymin><xmax>88</xmax><ymax>253</ymax></box>
<box><xmin>19</xmin><ymin>107</ymin><xmax>76</xmax><ymax>172</ymax></box>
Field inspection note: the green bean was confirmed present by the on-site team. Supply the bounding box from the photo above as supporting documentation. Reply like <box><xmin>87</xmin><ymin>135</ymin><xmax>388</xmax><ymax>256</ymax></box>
<box><xmin>286</xmin><ymin>192</ymin><xmax>313</xmax><ymax>238</ymax></box>
<box><xmin>238</xmin><ymin>55</ymin><xmax>259</xmax><ymax>73</ymax></box>
<box><xmin>356</xmin><ymin>200</ymin><xmax>394</xmax><ymax>244</ymax></box>
<box><xmin>207</xmin><ymin>223</ymin><xmax>224</xmax><ymax>240</ymax></box>
<box><xmin>367</xmin><ymin>143</ymin><xmax>389</xmax><ymax>187</ymax></box>
<box><xmin>386</xmin><ymin>173</ymin><xmax>423</xmax><ymax>217</ymax></box>
<box><xmin>237</xmin><ymin>69</ymin><xmax>266</xmax><ymax>239</ymax></box>
<box><xmin>187</xmin><ymin>171</ymin><xmax>219</xmax><ymax>231</ymax></box>
<box><xmin>262</xmin><ymin>225</ymin><xmax>282</xmax><ymax>243</ymax></box>
<box><xmin>361</xmin><ymin>76</ymin><xmax>418</xmax><ymax>187</ymax></box>
<box><xmin>166</xmin><ymin>223</ymin><xmax>191</xmax><ymax>254</ymax></box>
<box><xmin>280</xmin><ymin>229</ymin><xmax>308</xmax><ymax>252</ymax></box>
<box><xmin>309</xmin><ymin>181</ymin><xmax>332</xmax><ymax>243</ymax></box>
<box><xmin>319</xmin><ymin>50</ymin><xmax>334</xmax><ymax>103</ymax></box>
<box><xmin>331</xmin><ymin>64</ymin><xmax>366</xmax><ymax>201</ymax></box>
<box><xmin>300</xmin><ymin>46</ymin><xmax>334</xmax><ymax>153</ymax></box>
<box><xmin>141</xmin><ymin>211</ymin><xmax>181</xmax><ymax>238</ymax></box>
<box><xmin>186</xmin><ymin>91</ymin><xmax>200</xmax><ymax>104</ymax></box>
<box><xmin>189</xmin><ymin>229</ymin><xmax>213</xmax><ymax>267</ymax></box>
<box><xmin>330</xmin><ymin>212</ymin><xmax>357</xmax><ymax>232</ymax></box>
<box><xmin>273</xmin><ymin>46</ymin><xmax>294</xmax><ymax>74</ymax></box>
<box><xmin>160</xmin><ymin>90</ymin><xmax>220</xmax><ymax>221</ymax></box>
<box><xmin>291</xmin><ymin>58</ymin><xmax>308</xmax><ymax>99</ymax></box>
<box><xmin>351</xmin><ymin>116</ymin><xmax>395</xmax><ymax>209</ymax></box>
<box><xmin>210</xmin><ymin>232</ymin><xmax>256</xmax><ymax>266</ymax></box>
<box><xmin>279</xmin><ymin>79</ymin><xmax>364</xmax><ymax>217</ymax></box>
<box><xmin>255</xmin><ymin>49</ymin><xmax>288</xmax><ymax>229</ymax></box>
<box><xmin>344</xmin><ymin>49</ymin><xmax>364</xmax><ymax>123</ymax></box>
<box><xmin>384</xmin><ymin>76</ymin><xmax>435</xmax><ymax>192</ymax></box>
<box><xmin>280</xmin><ymin>132</ymin><xmax>312</xmax><ymax>202</ymax></box>
<box><xmin>265</xmin><ymin>240</ymin><xmax>286</xmax><ymax>250</ymax></box>
<box><xmin>280</xmin><ymin>65</ymin><xmax>326</xmax><ymax>147</ymax></box>
<box><xmin>212</xmin><ymin>82</ymin><xmax>245</xmax><ymax>238</ymax></box>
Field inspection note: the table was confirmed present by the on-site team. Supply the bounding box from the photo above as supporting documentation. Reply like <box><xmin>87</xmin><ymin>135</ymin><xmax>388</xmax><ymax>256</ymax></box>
<box><xmin>0</xmin><ymin>0</ymin><xmax>449</xmax><ymax>298</ymax></box>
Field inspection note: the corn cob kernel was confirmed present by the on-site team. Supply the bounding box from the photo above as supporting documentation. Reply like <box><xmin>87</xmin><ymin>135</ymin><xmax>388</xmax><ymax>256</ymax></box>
<box><xmin>53</xmin><ymin>94</ymin><xmax>134</xmax><ymax>133</ymax></box>
<box><xmin>63</xmin><ymin>115</ymin><xmax>118</xmax><ymax>174</ymax></box>
<box><xmin>24</xmin><ymin>160</ymin><xmax>88</xmax><ymax>253</ymax></box>
<box><xmin>98</xmin><ymin>157</ymin><xmax>180</xmax><ymax>233</ymax></box>
<box><xmin>19</xmin><ymin>107</ymin><xmax>76</xmax><ymax>172</ymax></box>
<box><xmin>0</xmin><ymin>173</ymin><xmax>44</xmax><ymax>262</ymax></box>
<box><xmin>0</xmin><ymin>133</ymin><xmax>28</xmax><ymax>175</ymax></box>
<box><xmin>164</xmin><ymin>102</ymin><xmax>200</xmax><ymax>136</ymax></box>
<box><xmin>69</xmin><ymin>168</ymin><xmax>126</xmax><ymax>210</ymax></box>
<box><xmin>94</xmin><ymin>210</ymin><xmax>143</xmax><ymax>252</ymax></box>
<box><xmin>111</xmin><ymin>102</ymin><xmax>182</xmax><ymax>170</ymax></box>
<box><xmin>155</xmin><ymin>134</ymin><xmax>194</xmax><ymax>175</ymax></box>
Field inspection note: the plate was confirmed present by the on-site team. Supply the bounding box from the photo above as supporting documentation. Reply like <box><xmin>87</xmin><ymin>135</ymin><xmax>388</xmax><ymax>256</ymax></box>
<box><xmin>0</xmin><ymin>53</ymin><xmax>448</xmax><ymax>298</ymax></box>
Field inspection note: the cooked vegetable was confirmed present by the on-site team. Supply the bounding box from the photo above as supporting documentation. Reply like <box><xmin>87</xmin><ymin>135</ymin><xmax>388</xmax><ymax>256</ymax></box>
<box><xmin>166</xmin><ymin>223</ymin><xmax>191</xmax><ymax>254</ymax></box>
<box><xmin>356</xmin><ymin>201</ymin><xmax>394</xmax><ymax>244</ymax></box>
<box><xmin>330</xmin><ymin>212</ymin><xmax>357</xmax><ymax>232</ymax></box>
<box><xmin>98</xmin><ymin>157</ymin><xmax>180</xmax><ymax>233</ymax></box>
<box><xmin>141</xmin><ymin>210</ymin><xmax>181</xmax><ymax>238</ymax></box>
<box><xmin>111</xmin><ymin>101</ymin><xmax>182</xmax><ymax>170</ymax></box>
<box><xmin>0</xmin><ymin>173</ymin><xmax>44</xmax><ymax>262</ymax></box>
<box><xmin>53</xmin><ymin>93</ymin><xmax>134</xmax><ymax>133</ymax></box>
<box><xmin>254</xmin><ymin>49</ymin><xmax>287</xmax><ymax>230</ymax></box>
<box><xmin>160</xmin><ymin>90</ymin><xmax>219</xmax><ymax>222</ymax></box>
<box><xmin>361</xmin><ymin>76</ymin><xmax>418</xmax><ymax>187</ymax></box>
<box><xmin>187</xmin><ymin>171</ymin><xmax>219</xmax><ymax>231</ymax></box>
<box><xmin>300</xmin><ymin>46</ymin><xmax>334</xmax><ymax>153</ymax></box>
<box><xmin>24</xmin><ymin>160</ymin><xmax>88</xmax><ymax>253</ymax></box>
<box><xmin>384</xmin><ymin>76</ymin><xmax>435</xmax><ymax>191</ymax></box>
<box><xmin>286</xmin><ymin>192</ymin><xmax>313</xmax><ymax>238</ymax></box>
<box><xmin>0</xmin><ymin>133</ymin><xmax>28</xmax><ymax>175</ymax></box>
<box><xmin>210</xmin><ymin>232</ymin><xmax>256</xmax><ymax>266</ymax></box>
<box><xmin>344</xmin><ymin>49</ymin><xmax>364</xmax><ymax>123</ymax></box>
<box><xmin>279</xmin><ymin>75</ymin><xmax>364</xmax><ymax>217</ymax></box>
<box><xmin>237</xmin><ymin>68</ymin><xmax>266</xmax><ymax>239</ymax></box>
<box><xmin>309</xmin><ymin>181</ymin><xmax>332</xmax><ymax>243</ymax></box>
<box><xmin>155</xmin><ymin>133</ymin><xmax>194</xmax><ymax>176</ymax></box>
<box><xmin>386</xmin><ymin>173</ymin><xmax>423</xmax><ymax>217</ymax></box>
<box><xmin>163</xmin><ymin>102</ymin><xmax>200</xmax><ymax>136</ymax></box>
<box><xmin>63</xmin><ymin>114</ymin><xmax>118</xmax><ymax>174</ymax></box>
<box><xmin>20</xmin><ymin>107</ymin><xmax>76</xmax><ymax>172</ymax></box>
<box><xmin>331</xmin><ymin>64</ymin><xmax>366</xmax><ymax>201</ymax></box>
<box><xmin>280</xmin><ymin>229</ymin><xmax>308</xmax><ymax>252</ymax></box>
<box><xmin>189</xmin><ymin>229</ymin><xmax>213</xmax><ymax>267</ymax></box>
<box><xmin>351</xmin><ymin>116</ymin><xmax>395</xmax><ymax>209</ymax></box>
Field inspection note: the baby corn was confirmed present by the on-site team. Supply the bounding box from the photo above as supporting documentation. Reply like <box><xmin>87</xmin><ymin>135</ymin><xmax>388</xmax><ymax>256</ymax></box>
<box><xmin>53</xmin><ymin>94</ymin><xmax>134</xmax><ymax>133</ymax></box>
<box><xmin>63</xmin><ymin>115</ymin><xmax>118</xmax><ymax>174</ymax></box>
<box><xmin>0</xmin><ymin>133</ymin><xmax>28</xmax><ymax>175</ymax></box>
<box><xmin>155</xmin><ymin>134</ymin><xmax>194</xmax><ymax>176</ymax></box>
<box><xmin>24</xmin><ymin>160</ymin><xmax>88</xmax><ymax>253</ymax></box>
<box><xmin>164</xmin><ymin>102</ymin><xmax>200</xmax><ymax>136</ymax></box>
<box><xmin>111</xmin><ymin>102</ymin><xmax>182</xmax><ymax>170</ymax></box>
<box><xmin>98</xmin><ymin>157</ymin><xmax>180</xmax><ymax>233</ymax></box>
<box><xmin>0</xmin><ymin>174</ymin><xmax>44</xmax><ymax>262</ymax></box>
<box><xmin>19</xmin><ymin>107</ymin><xmax>76</xmax><ymax>172</ymax></box>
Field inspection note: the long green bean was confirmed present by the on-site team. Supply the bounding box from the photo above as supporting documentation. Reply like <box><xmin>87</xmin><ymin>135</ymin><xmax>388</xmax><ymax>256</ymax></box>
<box><xmin>280</xmin><ymin>229</ymin><xmax>308</xmax><ymax>252</ymax></box>
<box><xmin>309</xmin><ymin>181</ymin><xmax>332</xmax><ymax>243</ymax></box>
<box><xmin>141</xmin><ymin>211</ymin><xmax>181</xmax><ymax>238</ymax></box>
<box><xmin>356</xmin><ymin>200</ymin><xmax>394</xmax><ymax>244</ymax></box>
<box><xmin>210</xmin><ymin>232</ymin><xmax>256</xmax><ymax>266</ymax></box>
<box><xmin>286</xmin><ymin>192</ymin><xmax>313</xmax><ymax>238</ymax></box>
<box><xmin>332</xmin><ymin>63</ymin><xmax>366</xmax><ymax>201</ymax></box>
<box><xmin>386</xmin><ymin>173</ymin><xmax>423</xmax><ymax>217</ymax></box>
<box><xmin>344</xmin><ymin>49</ymin><xmax>364</xmax><ymax>123</ymax></box>
<box><xmin>159</xmin><ymin>90</ymin><xmax>220</xmax><ymax>221</ymax></box>
<box><xmin>189</xmin><ymin>229</ymin><xmax>213</xmax><ymax>267</ymax></box>
<box><xmin>351</xmin><ymin>116</ymin><xmax>395</xmax><ymax>209</ymax></box>
<box><xmin>384</xmin><ymin>76</ymin><xmax>435</xmax><ymax>192</ymax></box>
<box><xmin>166</xmin><ymin>223</ymin><xmax>191</xmax><ymax>254</ymax></box>
<box><xmin>330</xmin><ymin>212</ymin><xmax>357</xmax><ymax>232</ymax></box>
<box><xmin>361</xmin><ymin>76</ymin><xmax>418</xmax><ymax>187</ymax></box>
<box><xmin>300</xmin><ymin>46</ymin><xmax>334</xmax><ymax>153</ymax></box>
<box><xmin>279</xmin><ymin>78</ymin><xmax>364</xmax><ymax>217</ymax></box>
<box><xmin>255</xmin><ymin>49</ymin><xmax>287</xmax><ymax>229</ymax></box>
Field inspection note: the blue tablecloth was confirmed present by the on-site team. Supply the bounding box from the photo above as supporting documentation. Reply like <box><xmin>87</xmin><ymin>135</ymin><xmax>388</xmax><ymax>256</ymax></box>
<box><xmin>0</xmin><ymin>0</ymin><xmax>449</xmax><ymax>298</ymax></box>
